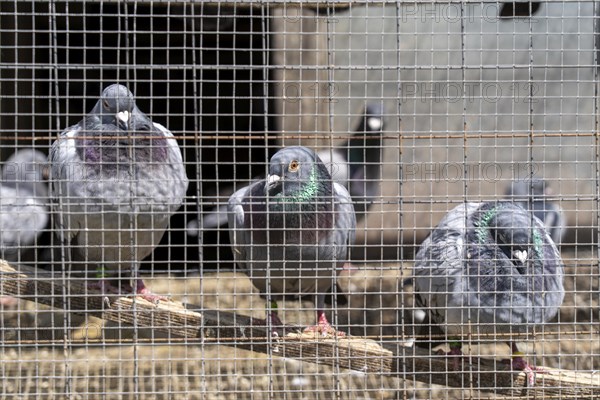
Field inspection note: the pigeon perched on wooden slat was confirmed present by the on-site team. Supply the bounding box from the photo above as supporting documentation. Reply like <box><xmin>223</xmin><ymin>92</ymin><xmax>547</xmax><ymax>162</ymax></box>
<box><xmin>228</xmin><ymin>146</ymin><xmax>356</xmax><ymax>335</ymax></box>
<box><xmin>188</xmin><ymin>103</ymin><xmax>383</xmax><ymax>235</ymax></box>
<box><xmin>413</xmin><ymin>202</ymin><xmax>564</xmax><ymax>385</ymax></box>
<box><xmin>49</xmin><ymin>84</ymin><xmax>189</xmax><ymax>303</ymax></box>
<box><xmin>0</xmin><ymin>149</ymin><xmax>49</xmax><ymax>307</ymax></box>
<box><xmin>506</xmin><ymin>179</ymin><xmax>566</xmax><ymax>244</ymax></box>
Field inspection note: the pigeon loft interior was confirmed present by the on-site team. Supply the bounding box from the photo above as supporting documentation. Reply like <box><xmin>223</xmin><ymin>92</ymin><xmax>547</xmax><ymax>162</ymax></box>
<box><xmin>0</xmin><ymin>1</ymin><xmax>599</xmax><ymax>399</ymax></box>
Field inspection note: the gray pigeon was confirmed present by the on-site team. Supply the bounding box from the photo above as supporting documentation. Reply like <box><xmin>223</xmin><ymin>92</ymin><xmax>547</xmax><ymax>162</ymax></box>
<box><xmin>506</xmin><ymin>179</ymin><xmax>566</xmax><ymax>244</ymax></box>
<box><xmin>413</xmin><ymin>201</ymin><xmax>564</xmax><ymax>385</ymax></box>
<box><xmin>0</xmin><ymin>149</ymin><xmax>48</xmax><ymax>307</ymax></box>
<box><xmin>49</xmin><ymin>84</ymin><xmax>189</xmax><ymax>302</ymax></box>
<box><xmin>188</xmin><ymin>103</ymin><xmax>383</xmax><ymax>234</ymax></box>
<box><xmin>0</xmin><ymin>149</ymin><xmax>49</xmax><ymax>262</ymax></box>
<box><xmin>228</xmin><ymin>146</ymin><xmax>356</xmax><ymax>335</ymax></box>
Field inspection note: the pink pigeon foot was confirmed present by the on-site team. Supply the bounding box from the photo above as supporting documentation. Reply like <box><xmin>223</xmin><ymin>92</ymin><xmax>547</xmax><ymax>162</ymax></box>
<box><xmin>134</xmin><ymin>279</ymin><xmax>169</xmax><ymax>303</ymax></box>
<box><xmin>303</xmin><ymin>310</ymin><xmax>346</xmax><ymax>337</ymax></box>
<box><xmin>0</xmin><ymin>295</ymin><xmax>18</xmax><ymax>308</ymax></box>
<box><xmin>506</xmin><ymin>343</ymin><xmax>546</xmax><ymax>386</ymax></box>
<box><xmin>436</xmin><ymin>341</ymin><xmax>463</xmax><ymax>370</ymax></box>
<box><xmin>341</xmin><ymin>262</ymin><xmax>357</xmax><ymax>271</ymax></box>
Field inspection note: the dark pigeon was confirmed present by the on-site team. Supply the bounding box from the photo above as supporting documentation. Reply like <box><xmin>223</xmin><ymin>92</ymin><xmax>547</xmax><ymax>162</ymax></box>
<box><xmin>413</xmin><ymin>201</ymin><xmax>564</xmax><ymax>385</ymax></box>
<box><xmin>317</xmin><ymin>102</ymin><xmax>384</xmax><ymax>216</ymax></box>
<box><xmin>49</xmin><ymin>84</ymin><xmax>189</xmax><ymax>303</ymax></box>
<box><xmin>506</xmin><ymin>179</ymin><xmax>566</xmax><ymax>244</ymax></box>
<box><xmin>188</xmin><ymin>103</ymin><xmax>383</xmax><ymax>235</ymax></box>
<box><xmin>228</xmin><ymin>146</ymin><xmax>356</xmax><ymax>335</ymax></box>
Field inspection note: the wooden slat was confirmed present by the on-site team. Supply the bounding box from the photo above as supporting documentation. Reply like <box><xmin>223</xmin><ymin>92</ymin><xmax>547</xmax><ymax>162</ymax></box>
<box><xmin>386</xmin><ymin>344</ymin><xmax>600</xmax><ymax>398</ymax></box>
<box><xmin>0</xmin><ymin>260</ymin><xmax>392</xmax><ymax>374</ymax></box>
<box><xmin>2</xmin><ymin>260</ymin><xmax>600</xmax><ymax>397</ymax></box>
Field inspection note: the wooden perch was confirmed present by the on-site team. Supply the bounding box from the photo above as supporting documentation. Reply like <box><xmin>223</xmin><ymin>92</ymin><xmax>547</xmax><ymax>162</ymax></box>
<box><xmin>2</xmin><ymin>260</ymin><xmax>600</xmax><ymax>397</ymax></box>
<box><xmin>387</xmin><ymin>344</ymin><xmax>600</xmax><ymax>398</ymax></box>
<box><xmin>0</xmin><ymin>261</ymin><xmax>392</xmax><ymax>374</ymax></box>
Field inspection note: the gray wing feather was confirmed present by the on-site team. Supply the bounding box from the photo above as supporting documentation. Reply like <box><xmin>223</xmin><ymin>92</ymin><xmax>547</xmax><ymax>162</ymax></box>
<box><xmin>332</xmin><ymin>182</ymin><xmax>356</xmax><ymax>262</ymax></box>
<box><xmin>227</xmin><ymin>184</ymin><xmax>253</xmax><ymax>266</ymax></box>
<box><xmin>0</xmin><ymin>186</ymin><xmax>49</xmax><ymax>260</ymax></box>
<box><xmin>413</xmin><ymin>204</ymin><xmax>472</xmax><ymax>311</ymax></box>
<box><xmin>48</xmin><ymin>124</ymin><xmax>85</xmax><ymax>244</ymax></box>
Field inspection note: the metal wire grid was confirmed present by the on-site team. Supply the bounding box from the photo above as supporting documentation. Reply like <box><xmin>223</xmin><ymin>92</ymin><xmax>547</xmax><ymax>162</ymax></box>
<box><xmin>0</xmin><ymin>1</ymin><xmax>598</xmax><ymax>399</ymax></box>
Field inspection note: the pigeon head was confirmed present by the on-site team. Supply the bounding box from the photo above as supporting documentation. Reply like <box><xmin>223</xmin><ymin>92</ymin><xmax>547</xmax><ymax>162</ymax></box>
<box><xmin>1</xmin><ymin>149</ymin><xmax>48</xmax><ymax>197</ymax></box>
<box><xmin>91</xmin><ymin>84</ymin><xmax>136</xmax><ymax>128</ymax></box>
<box><xmin>79</xmin><ymin>85</ymin><xmax>169</xmax><ymax>168</ymax></box>
<box><xmin>494</xmin><ymin>224</ymin><xmax>531</xmax><ymax>265</ymax></box>
<box><xmin>479</xmin><ymin>202</ymin><xmax>546</xmax><ymax>267</ymax></box>
<box><xmin>265</xmin><ymin>146</ymin><xmax>331</xmax><ymax>200</ymax></box>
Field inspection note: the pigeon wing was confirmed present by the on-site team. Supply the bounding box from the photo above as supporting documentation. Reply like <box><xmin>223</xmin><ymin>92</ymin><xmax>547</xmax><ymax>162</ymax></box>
<box><xmin>49</xmin><ymin>123</ymin><xmax>86</xmax><ymax>245</ymax></box>
<box><xmin>332</xmin><ymin>182</ymin><xmax>357</xmax><ymax>262</ymax></box>
<box><xmin>227</xmin><ymin>183</ymin><xmax>254</xmax><ymax>267</ymax></box>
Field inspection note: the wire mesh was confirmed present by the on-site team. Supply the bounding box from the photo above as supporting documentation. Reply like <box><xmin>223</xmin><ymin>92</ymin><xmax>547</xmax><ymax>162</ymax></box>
<box><xmin>0</xmin><ymin>1</ymin><xmax>598</xmax><ymax>398</ymax></box>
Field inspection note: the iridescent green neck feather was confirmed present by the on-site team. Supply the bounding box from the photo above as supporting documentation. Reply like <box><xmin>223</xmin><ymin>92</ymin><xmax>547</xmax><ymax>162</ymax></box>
<box><xmin>475</xmin><ymin>205</ymin><xmax>544</xmax><ymax>260</ymax></box>
<box><xmin>532</xmin><ymin>230</ymin><xmax>543</xmax><ymax>259</ymax></box>
<box><xmin>274</xmin><ymin>166</ymin><xmax>319</xmax><ymax>204</ymax></box>
<box><xmin>475</xmin><ymin>206</ymin><xmax>497</xmax><ymax>243</ymax></box>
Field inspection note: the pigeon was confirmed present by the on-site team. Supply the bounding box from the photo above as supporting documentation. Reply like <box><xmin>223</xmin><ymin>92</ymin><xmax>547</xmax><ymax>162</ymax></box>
<box><xmin>413</xmin><ymin>201</ymin><xmax>564</xmax><ymax>385</ymax></box>
<box><xmin>49</xmin><ymin>84</ymin><xmax>189</xmax><ymax>302</ymax></box>
<box><xmin>187</xmin><ymin>103</ymin><xmax>383</xmax><ymax>234</ymax></box>
<box><xmin>0</xmin><ymin>149</ymin><xmax>49</xmax><ymax>307</ymax></box>
<box><xmin>316</xmin><ymin>102</ymin><xmax>384</xmax><ymax>217</ymax></box>
<box><xmin>227</xmin><ymin>146</ymin><xmax>356</xmax><ymax>335</ymax></box>
<box><xmin>0</xmin><ymin>149</ymin><xmax>49</xmax><ymax>262</ymax></box>
<box><xmin>506</xmin><ymin>179</ymin><xmax>566</xmax><ymax>244</ymax></box>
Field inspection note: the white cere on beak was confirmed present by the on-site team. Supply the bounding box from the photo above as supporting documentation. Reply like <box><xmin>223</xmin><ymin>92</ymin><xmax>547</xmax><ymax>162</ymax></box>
<box><xmin>116</xmin><ymin>110</ymin><xmax>130</xmax><ymax>124</ymax></box>
<box><xmin>267</xmin><ymin>174</ymin><xmax>281</xmax><ymax>187</ymax></box>
<box><xmin>514</xmin><ymin>250</ymin><xmax>528</xmax><ymax>264</ymax></box>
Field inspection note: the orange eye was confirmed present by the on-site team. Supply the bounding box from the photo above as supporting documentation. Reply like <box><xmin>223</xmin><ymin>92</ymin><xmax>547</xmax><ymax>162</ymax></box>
<box><xmin>103</xmin><ymin>99</ymin><xmax>110</xmax><ymax>109</ymax></box>
<box><xmin>288</xmin><ymin>160</ymin><xmax>300</xmax><ymax>172</ymax></box>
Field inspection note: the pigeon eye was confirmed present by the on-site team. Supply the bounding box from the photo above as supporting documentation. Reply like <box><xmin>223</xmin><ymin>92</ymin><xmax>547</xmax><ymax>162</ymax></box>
<box><xmin>102</xmin><ymin>99</ymin><xmax>110</xmax><ymax>109</ymax></box>
<box><xmin>288</xmin><ymin>160</ymin><xmax>300</xmax><ymax>172</ymax></box>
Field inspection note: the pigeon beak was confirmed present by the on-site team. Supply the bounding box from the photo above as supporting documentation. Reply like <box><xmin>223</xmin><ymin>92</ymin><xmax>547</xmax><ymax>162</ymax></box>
<box><xmin>267</xmin><ymin>174</ymin><xmax>281</xmax><ymax>190</ymax></box>
<box><xmin>514</xmin><ymin>249</ymin><xmax>528</xmax><ymax>264</ymax></box>
<box><xmin>367</xmin><ymin>116</ymin><xmax>382</xmax><ymax>130</ymax></box>
<box><xmin>41</xmin><ymin>165</ymin><xmax>50</xmax><ymax>181</ymax></box>
<box><xmin>116</xmin><ymin>110</ymin><xmax>130</xmax><ymax>124</ymax></box>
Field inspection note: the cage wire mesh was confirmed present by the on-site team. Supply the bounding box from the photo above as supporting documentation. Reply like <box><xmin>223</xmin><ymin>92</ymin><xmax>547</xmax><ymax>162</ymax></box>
<box><xmin>0</xmin><ymin>0</ymin><xmax>598</xmax><ymax>398</ymax></box>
